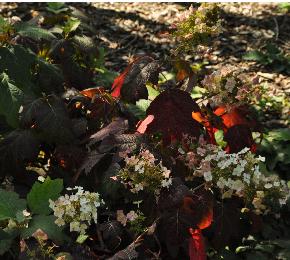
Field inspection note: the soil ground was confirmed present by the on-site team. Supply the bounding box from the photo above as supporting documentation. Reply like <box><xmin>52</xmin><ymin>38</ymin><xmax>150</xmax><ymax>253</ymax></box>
<box><xmin>0</xmin><ymin>2</ymin><xmax>289</xmax><ymax>113</ymax></box>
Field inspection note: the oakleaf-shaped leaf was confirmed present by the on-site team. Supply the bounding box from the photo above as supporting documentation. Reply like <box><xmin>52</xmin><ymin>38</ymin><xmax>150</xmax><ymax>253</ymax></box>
<box><xmin>76</xmin><ymin>150</ymin><xmax>107</xmax><ymax>176</ymax></box>
<box><xmin>27</xmin><ymin>177</ymin><xmax>63</xmax><ymax>215</ymax></box>
<box><xmin>63</xmin><ymin>18</ymin><xmax>81</xmax><ymax>36</ymax></box>
<box><xmin>89</xmin><ymin>117</ymin><xmax>128</xmax><ymax>147</ymax></box>
<box><xmin>211</xmin><ymin>199</ymin><xmax>246</xmax><ymax>249</ymax></box>
<box><xmin>15</xmin><ymin>22</ymin><xmax>56</xmax><ymax>41</ymax></box>
<box><xmin>21</xmin><ymin>215</ymin><xmax>68</xmax><ymax>244</ymax></box>
<box><xmin>0</xmin><ymin>226</ymin><xmax>20</xmax><ymax>255</ymax></box>
<box><xmin>0</xmin><ymin>73</ymin><xmax>25</xmax><ymax>128</ymax></box>
<box><xmin>215</xmin><ymin>106</ymin><xmax>256</xmax><ymax>153</ymax></box>
<box><xmin>140</xmin><ymin>89</ymin><xmax>202</xmax><ymax>144</ymax></box>
<box><xmin>20</xmin><ymin>95</ymin><xmax>75</xmax><ymax>143</ymax></box>
<box><xmin>0</xmin><ymin>45</ymin><xmax>63</xmax><ymax>96</ymax></box>
<box><xmin>0</xmin><ymin>45</ymin><xmax>36</xmax><ymax>95</ymax></box>
<box><xmin>111</xmin><ymin>56</ymin><xmax>160</xmax><ymax>103</ymax></box>
<box><xmin>0</xmin><ymin>189</ymin><xmax>26</xmax><ymax>221</ymax></box>
<box><xmin>0</xmin><ymin>129</ymin><xmax>40</xmax><ymax>174</ymax></box>
<box><xmin>193</xmin><ymin>106</ymin><xmax>257</xmax><ymax>153</ymax></box>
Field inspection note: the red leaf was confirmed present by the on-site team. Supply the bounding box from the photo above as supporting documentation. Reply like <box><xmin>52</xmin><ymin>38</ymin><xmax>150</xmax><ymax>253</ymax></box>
<box><xmin>80</xmin><ymin>87</ymin><xmax>106</xmax><ymax>99</ymax></box>
<box><xmin>111</xmin><ymin>68</ymin><xmax>130</xmax><ymax>98</ymax></box>
<box><xmin>174</xmin><ymin>59</ymin><xmax>193</xmax><ymax>81</ymax></box>
<box><xmin>189</xmin><ymin>228</ymin><xmax>206</xmax><ymax>260</ymax></box>
<box><xmin>192</xmin><ymin>106</ymin><xmax>256</xmax><ymax>153</ymax></box>
<box><xmin>141</xmin><ymin>89</ymin><xmax>202</xmax><ymax>145</ymax></box>
<box><xmin>215</xmin><ymin>106</ymin><xmax>251</xmax><ymax>129</ymax></box>
<box><xmin>216</xmin><ymin>106</ymin><xmax>256</xmax><ymax>153</ymax></box>
<box><xmin>181</xmin><ymin>187</ymin><xmax>213</xmax><ymax>230</ymax></box>
<box><xmin>111</xmin><ymin>56</ymin><xmax>159</xmax><ymax>102</ymax></box>
<box><xmin>136</xmin><ymin>115</ymin><xmax>155</xmax><ymax>134</ymax></box>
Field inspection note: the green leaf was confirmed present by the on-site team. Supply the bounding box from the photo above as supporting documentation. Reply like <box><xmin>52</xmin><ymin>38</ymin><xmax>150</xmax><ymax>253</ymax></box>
<box><xmin>47</xmin><ymin>2</ymin><xmax>66</xmax><ymax>10</ymax></box>
<box><xmin>214</xmin><ymin>130</ymin><xmax>227</xmax><ymax>148</ymax></box>
<box><xmin>0</xmin><ymin>73</ymin><xmax>25</xmax><ymax>128</ymax></box>
<box><xmin>63</xmin><ymin>18</ymin><xmax>80</xmax><ymax>37</ymax></box>
<box><xmin>94</xmin><ymin>68</ymin><xmax>118</xmax><ymax>88</ymax></box>
<box><xmin>267</xmin><ymin>128</ymin><xmax>290</xmax><ymax>142</ymax></box>
<box><xmin>246</xmin><ymin>251</ymin><xmax>269</xmax><ymax>260</ymax></box>
<box><xmin>46</xmin><ymin>2</ymin><xmax>68</xmax><ymax>14</ymax></box>
<box><xmin>266</xmin><ymin>43</ymin><xmax>281</xmax><ymax>55</ymax></box>
<box><xmin>0</xmin><ymin>45</ymin><xmax>63</xmax><ymax>96</ymax></box>
<box><xmin>73</xmin><ymin>35</ymin><xmax>95</xmax><ymax>52</ymax></box>
<box><xmin>35</xmin><ymin>58</ymin><xmax>64</xmax><ymax>94</ymax></box>
<box><xmin>15</xmin><ymin>22</ymin><xmax>56</xmax><ymax>41</ymax></box>
<box><xmin>254</xmin><ymin>243</ymin><xmax>275</xmax><ymax>253</ymax></box>
<box><xmin>20</xmin><ymin>95</ymin><xmax>76</xmax><ymax>143</ymax></box>
<box><xmin>0</xmin><ymin>129</ymin><xmax>40</xmax><ymax>174</ymax></box>
<box><xmin>0</xmin><ymin>228</ymin><xmax>19</xmax><ymax>255</ymax></box>
<box><xmin>27</xmin><ymin>177</ymin><xmax>63</xmax><ymax>215</ymax></box>
<box><xmin>243</xmin><ymin>51</ymin><xmax>268</xmax><ymax>64</ymax></box>
<box><xmin>191</xmin><ymin>86</ymin><xmax>207</xmax><ymax>99</ymax></box>
<box><xmin>0</xmin><ymin>45</ymin><xmax>37</xmax><ymax>95</ymax></box>
<box><xmin>278</xmin><ymin>249</ymin><xmax>290</xmax><ymax>260</ymax></box>
<box><xmin>279</xmin><ymin>3</ymin><xmax>290</xmax><ymax>11</ymax></box>
<box><xmin>76</xmin><ymin>234</ymin><xmax>88</xmax><ymax>244</ymax></box>
<box><xmin>0</xmin><ymin>16</ymin><xmax>12</xmax><ymax>34</ymax></box>
<box><xmin>126</xmin><ymin>99</ymin><xmax>151</xmax><ymax>120</ymax></box>
<box><xmin>0</xmin><ymin>189</ymin><xmax>26</xmax><ymax>221</ymax></box>
<box><xmin>271</xmin><ymin>239</ymin><xmax>290</xmax><ymax>249</ymax></box>
<box><xmin>99</xmin><ymin>163</ymin><xmax>124</xmax><ymax>202</ymax></box>
<box><xmin>21</xmin><ymin>215</ymin><xmax>69</xmax><ymax>244</ymax></box>
<box><xmin>0</xmin><ymin>230</ymin><xmax>10</xmax><ymax>240</ymax></box>
<box><xmin>146</xmin><ymin>84</ymin><xmax>160</xmax><ymax>100</ymax></box>
<box><xmin>158</xmin><ymin>71</ymin><xmax>175</xmax><ymax>83</ymax></box>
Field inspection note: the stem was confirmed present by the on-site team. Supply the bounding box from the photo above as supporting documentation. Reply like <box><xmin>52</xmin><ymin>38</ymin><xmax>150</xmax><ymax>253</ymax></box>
<box><xmin>191</xmin><ymin>182</ymin><xmax>206</xmax><ymax>192</ymax></box>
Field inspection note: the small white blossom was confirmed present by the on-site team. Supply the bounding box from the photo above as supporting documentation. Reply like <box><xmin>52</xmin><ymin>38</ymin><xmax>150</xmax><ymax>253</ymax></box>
<box><xmin>119</xmin><ymin>149</ymin><xmax>172</xmax><ymax>195</ymax></box>
<box><xmin>22</xmin><ymin>209</ymin><xmax>31</xmax><ymax>217</ymax></box>
<box><xmin>50</xmin><ymin>187</ymin><xmax>104</xmax><ymax>234</ymax></box>
<box><xmin>162</xmin><ymin>167</ymin><xmax>171</xmax><ymax>179</ymax></box>
<box><xmin>257</xmin><ymin>155</ymin><xmax>265</xmax><ymax>162</ymax></box>
<box><xmin>134</xmin><ymin>183</ymin><xmax>144</xmax><ymax>192</ymax></box>
<box><xmin>203</xmin><ymin>171</ymin><xmax>212</xmax><ymax>182</ymax></box>
<box><xmin>37</xmin><ymin>176</ymin><xmax>45</xmax><ymax>182</ymax></box>
<box><xmin>233</xmin><ymin>165</ymin><xmax>243</xmax><ymax>176</ymax></box>
<box><xmin>161</xmin><ymin>178</ymin><xmax>172</xmax><ymax>188</ymax></box>
<box><xmin>217</xmin><ymin>177</ymin><xmax>227</xmax><ymax>189</ymax></box>
<box><xmin>264</xmin><ymin>183</ymin><xmax>273</xmax><ymax>189</ymax></box>
<box><xmin>126</xmin><ymin>211</ymin><xmax>138</xmax><ymax>222</ymax></box>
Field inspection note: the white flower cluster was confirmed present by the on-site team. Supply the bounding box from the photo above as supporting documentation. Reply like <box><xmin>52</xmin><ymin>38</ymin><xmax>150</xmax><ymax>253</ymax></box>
<box><xmin>201</xmin><ymin>66</ymin><xmax>259</xmax><ymax>106</ymax></box>
<box><xmin>49</xmin><ymin>186</ymin><xmax>104</xmax><ymax>234</ymax></box>
<box><xmin>179</xmin><ymin>137</ymin><xmax>289</xmax><ymax>215</ymax></box>
<box><xmin>118</xmin><ymin>149</ymin><xmax>172</xmax><ymax>194</ymax></box>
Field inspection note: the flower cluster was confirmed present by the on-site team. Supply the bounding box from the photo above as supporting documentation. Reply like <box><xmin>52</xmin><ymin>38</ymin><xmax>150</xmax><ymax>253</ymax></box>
<box><xmin>116</xmin><ymin>209</ymin><xmax>140</xmax><ymax>226</ymax></box>
<box><xmin>117</xmin><ymin>149</ymin><xmax>172</xmax><ymax>195</ymax></box>
<box><xmin>49</xmin><ymin>186</ymin><xmax>104</xmax><ymax>234</ymax></box>
<box><xmin>116</xmin><ymin>209</ymin><xmax>146</xmax><ymax>234</ymax></box>
<box><xmin>178</xmin><ymin>136</ymin><xmax>289</xmax><ymax>215</ymax></box>
<box><xmin>172</xmin><ymin>3</ymin><xmax>221</xmax><ymax>53</ymax></box>
<box><xmin>201</xmin><ymin>66</ymin><xmax>260</xmax><ymax>107</ymax></box>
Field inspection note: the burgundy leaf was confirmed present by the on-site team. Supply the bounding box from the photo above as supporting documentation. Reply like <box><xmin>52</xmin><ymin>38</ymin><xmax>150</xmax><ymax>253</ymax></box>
<box><xmin>111</xmin><ymin>56</ymin><xmax>160</xmax><ymax>103</ymax></box>
<box><xmin>140</xmin><ymin>89</ymin><xmax>202</xmax><ymax>145</ymax></box>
